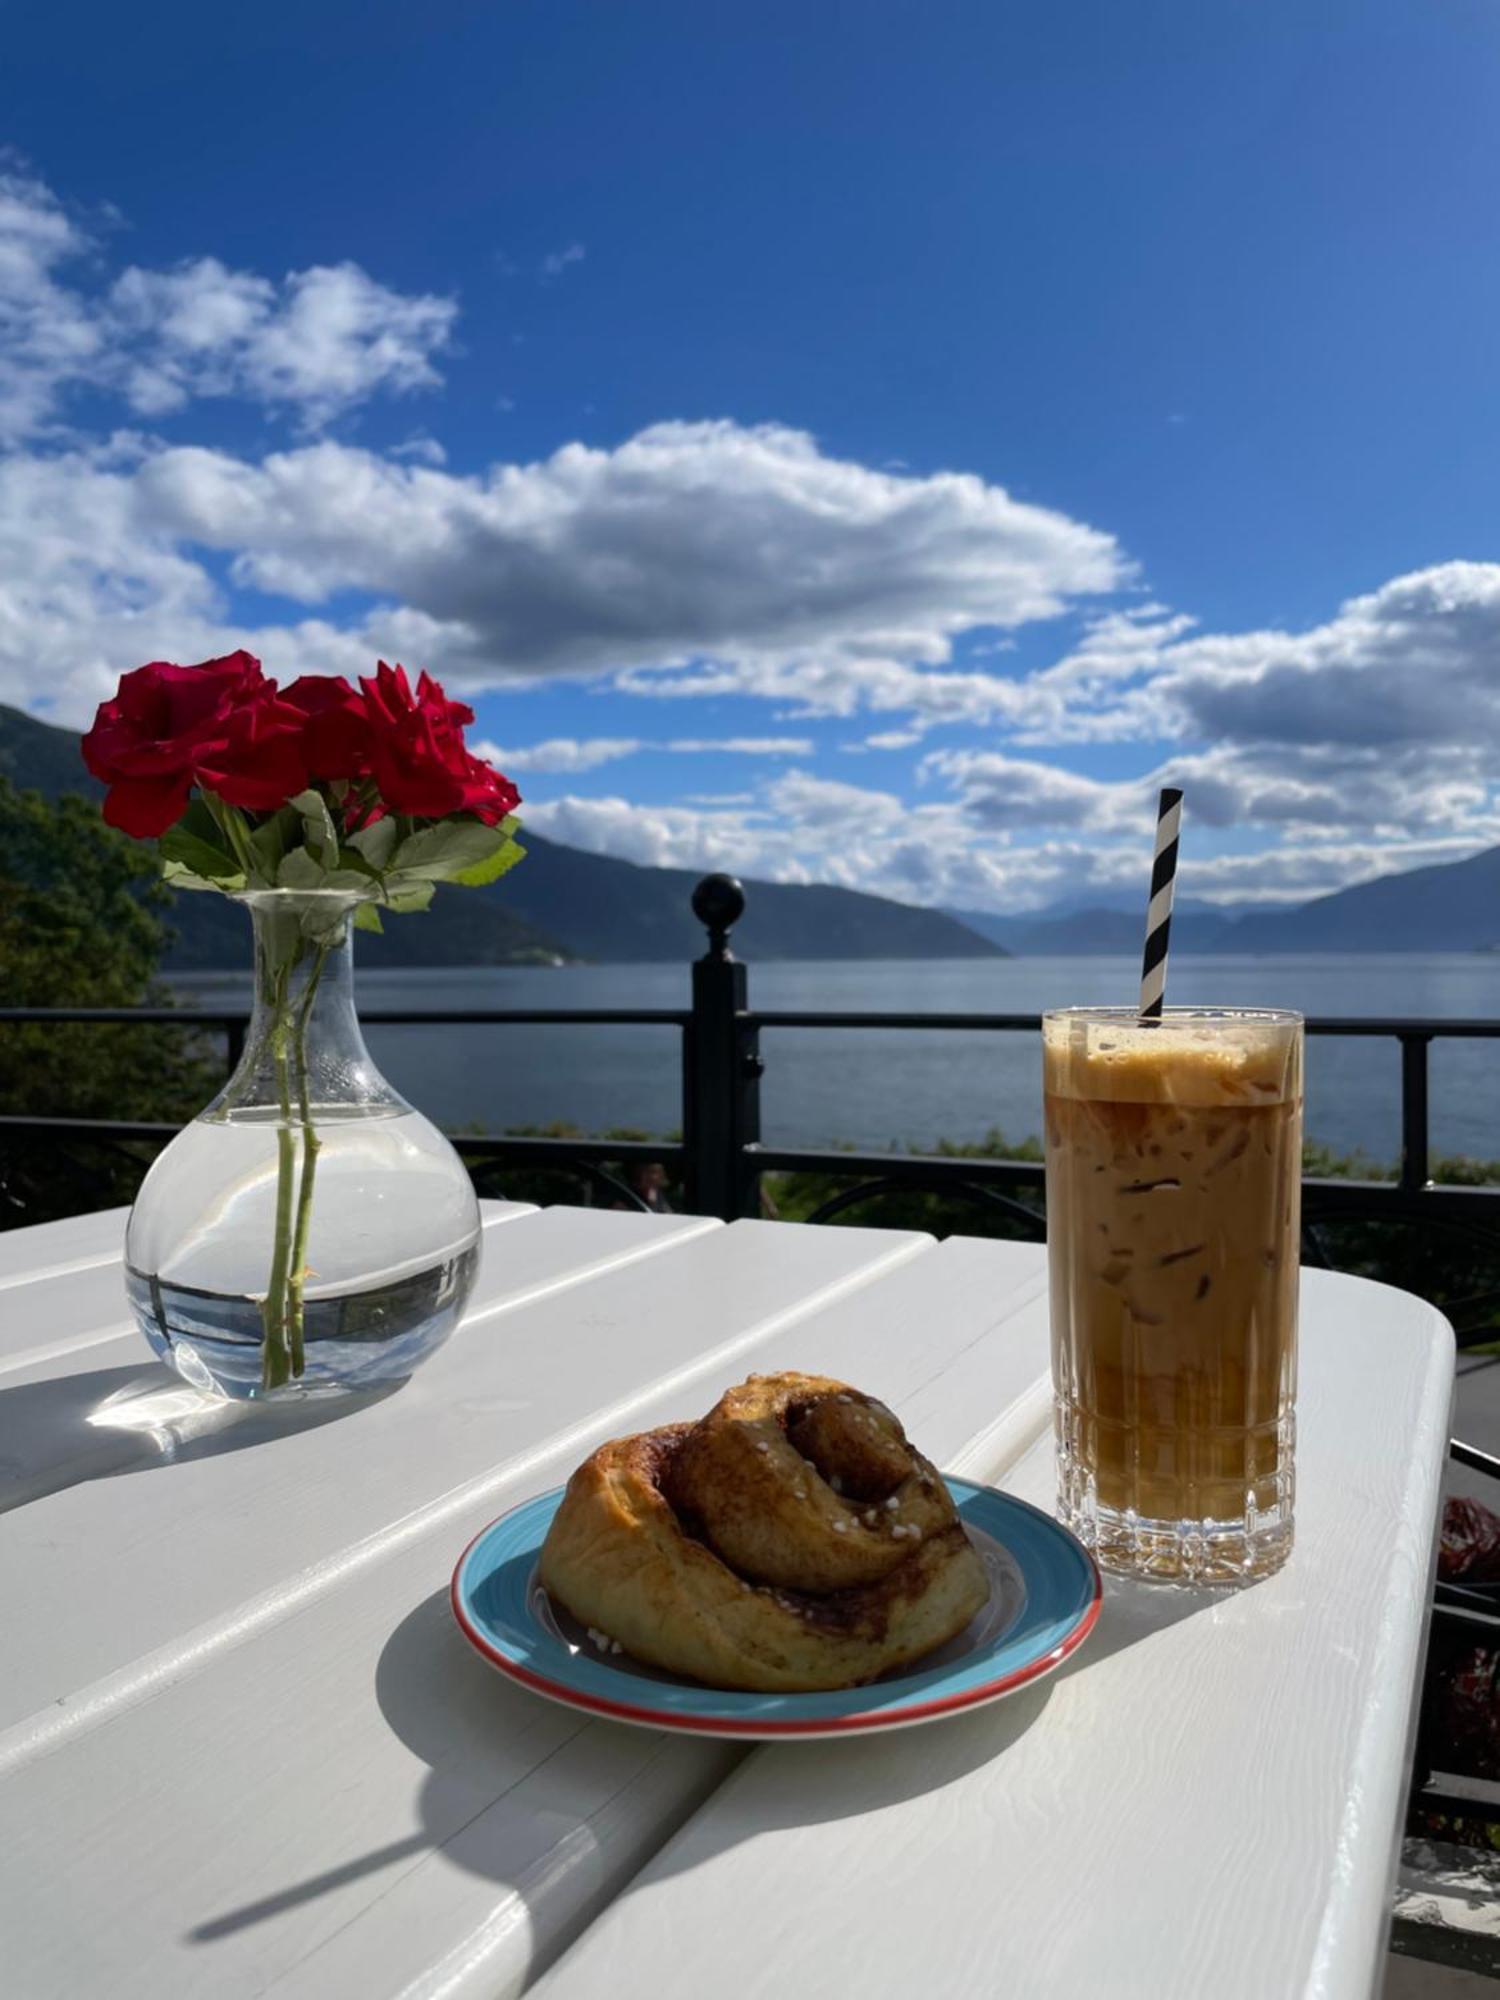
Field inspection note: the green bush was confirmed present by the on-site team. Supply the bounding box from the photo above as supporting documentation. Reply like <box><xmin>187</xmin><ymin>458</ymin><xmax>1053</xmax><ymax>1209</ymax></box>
<box><xmin>0</xmin><ymin>781</ymin><xmax>220</xmax><ymax>1226</ymax></box>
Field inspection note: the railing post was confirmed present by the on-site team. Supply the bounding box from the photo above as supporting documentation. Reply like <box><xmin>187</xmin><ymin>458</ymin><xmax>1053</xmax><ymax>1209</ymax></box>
<box><xmin>1400</xmin><ymin>1033</ymin><xmax>1431</xmax><ymax>1191</ymax></box>
<box><xmin>682</xmin><ymin>875</ymin><xmax>762</xmax><ymax>1220</ymax></box>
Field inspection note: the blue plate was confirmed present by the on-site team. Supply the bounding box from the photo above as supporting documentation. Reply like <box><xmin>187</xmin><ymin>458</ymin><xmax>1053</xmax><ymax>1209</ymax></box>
<box><xmin>451</xmin><ymin>1477</ymin><xmax>1102</xmax><ymax>1739</ymax></box>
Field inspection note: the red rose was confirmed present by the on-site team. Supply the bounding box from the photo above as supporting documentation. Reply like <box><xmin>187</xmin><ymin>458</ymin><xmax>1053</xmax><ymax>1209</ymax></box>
<box><xmin>82</xmin><ymin>651</ymin><xmax>307</xmax><ymax>838</ymax></box>
<box><xmin>456</xmin><ymin>751</ymin><xmax>521</xmax><ymax>826</ymax></box>
<box><xmin>359</xmin><ymin>660</ymin><xmax>518</xmax><ymax>821</ymax></box>
<box><xmin>193</xmin><ymin>685</ymin><xmax>315</xmax><ymax>811</ymax></box>
<box><xmin>282</xmin><ymin>675</ymin><xmax>374</xmax><ymax>781</ymax></box>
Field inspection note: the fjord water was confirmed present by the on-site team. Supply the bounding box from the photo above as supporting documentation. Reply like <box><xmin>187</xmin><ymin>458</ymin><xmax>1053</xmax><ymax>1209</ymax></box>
<box><xmin>172</xmin><ymin>955</ymin><xmax>1500</xmax><ymax>1165</ymax></box>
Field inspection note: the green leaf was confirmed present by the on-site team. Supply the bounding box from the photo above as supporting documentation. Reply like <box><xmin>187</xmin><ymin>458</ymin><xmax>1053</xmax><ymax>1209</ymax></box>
<box><xmin>352</xmin><ymin>902</ymin><xmax>385</xmax><ymax>934</ymax></box>
<box><xmin>176</xmin><ymin>797</ymin><xmax>232</xmax><ymax>844</ymax></box>
<box><xmin>328</xmin><ymin>848</ymin><xmax>382</xmax><ymax>882</ymax></box>
<box><xmin>161</xmin><ymin>858</ymin><xmax>242</xmax><ymax>894</ymax></box>
<box><xmin>247</xmin><ymin>805</ymin><xmax>297</xmax><ymax>885</ymax></box>
<box><xmin>387</xmin><ymin>819</ymin><xmax>514</xmax><ymax>884</ymax></box>
<box><xmin>348</xmin><ymin>817</ymin><xmax>399</xmax><ymax>869</ymax></box>
<box><xmin>158</xmin><ymin>819</ymin><xmax>242</xmax><ymax>884</ymax></box>
<box><xmin>276</xmin><ymin>847</ymin><xmax>328</xmax><ymax>890</ymax></box>
<box><xmin>384</xmin><ymin>879</ymin><xmax>436</xmax><ymax>914</ymax></box>
<box><xmin>319</xmin><ymin>869</ymin><xmax>382</xmax><ymax>893</ymax></box>
<box><xmin>287</xmin><ymin>788</ymin><xmax>339</xmax><ymax>866</ymax></box>
<box><xmin>452</xmin><ymin>832</ymin><xmax>526</xmax><ymax>888</ymax></box>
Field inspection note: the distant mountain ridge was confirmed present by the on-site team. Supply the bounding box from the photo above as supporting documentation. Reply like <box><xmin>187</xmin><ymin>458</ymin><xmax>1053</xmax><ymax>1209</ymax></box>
<box><xmin>1230</xmin><ymin>843</ymin><xmax>1500</xmax><ymax>954</ymax></box>
<box><xmin>950</xmin><ymin>900</ymin><xmax>1245</xmax><ymax>955</ymax></box>
<box><xmin>486</xmin><ymin>835</ymin><xmax>1001</xmax><ymax>963</ymax></box>
<box><xmin>0</xmin><ymin>703</ymin><xmax>1002</xmax><ymax>966</ymax></box>
<box><xmin>951</xmin><ymin>846</ymin><xmax>1500</xmax><ymax>954</ymax></box>
<box><xmin>7</xmin><ymin>699</ymin><xmax>1496</xmax><ymax>959</ymax></box>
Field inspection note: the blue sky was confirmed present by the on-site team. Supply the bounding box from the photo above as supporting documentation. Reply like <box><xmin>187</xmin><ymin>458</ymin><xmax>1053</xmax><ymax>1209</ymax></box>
<box><xmin>3</xmin><ymin>0</ymin><xmax>1499</xmax><ymax>910</ymax></box>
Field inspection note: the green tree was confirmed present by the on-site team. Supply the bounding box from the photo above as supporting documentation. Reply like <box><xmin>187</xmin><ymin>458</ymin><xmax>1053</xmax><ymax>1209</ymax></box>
<box><xmin>0</xmin><ymin>780</ymin><xmax>219</xmax><ymax>1225</ymax></box>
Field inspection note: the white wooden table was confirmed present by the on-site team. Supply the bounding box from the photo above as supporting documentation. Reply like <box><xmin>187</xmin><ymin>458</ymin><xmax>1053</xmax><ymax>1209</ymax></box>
<box><xmin>0</xmin><ymin>1201</ymin><xmax>1454</xmax><ymax>1999</ymax></box>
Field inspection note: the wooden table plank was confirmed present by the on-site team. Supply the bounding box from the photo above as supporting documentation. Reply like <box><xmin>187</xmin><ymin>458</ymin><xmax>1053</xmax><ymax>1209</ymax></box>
<box><xmin>0</xmin><ymin>1199</ymin><xmax>537</xmax><ymax>1375</ymax></box>
<box><xmin>0</xmin><ymin>1228</ymin><xmax>1050</xmax><ymax>1999</ymax></box>
<box><xmin>0</xmin><ymin>1206</ymin><xmax>130</xmax><ymax>1287</ymax></box>
<box><xmin>535</xmin><ymin>1268</ymin><xmax>1454</xmax><ymax>2000</ymax></box>
<box><xmin>0</xmin><ymin>1201</ymin><xmax>558</xmax><ymax>1521</ymax></box>
<box><xmin>0</xmin><ymin>1205</ymin><xmax>719</xmax><ymax>1720</ymax></box>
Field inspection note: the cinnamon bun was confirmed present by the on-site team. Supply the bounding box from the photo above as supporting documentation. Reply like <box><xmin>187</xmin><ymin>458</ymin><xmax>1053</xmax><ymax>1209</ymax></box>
<box><xmin>538</xmin><ymin>1371</ymin><xmax>990</xmax><ymax>1691</ymax></box>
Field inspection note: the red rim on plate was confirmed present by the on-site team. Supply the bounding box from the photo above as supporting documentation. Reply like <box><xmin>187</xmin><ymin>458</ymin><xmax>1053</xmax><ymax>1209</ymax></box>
<box><xmin>449</xmin><ymin>1477</ymin><xmax>1102</xmax><ymax>1740</ymax></box>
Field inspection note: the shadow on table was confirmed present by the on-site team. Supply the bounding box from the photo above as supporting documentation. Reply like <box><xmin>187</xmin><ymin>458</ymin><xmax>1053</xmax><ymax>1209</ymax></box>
<box><xmin>190</xmin><ymin>1574</ymin><xmax>1052</xmax><ymax>1964</ymax></box>
<box><xmin>192</xmin><ymin>1584</ymin><xmax>651</xmax><ymax>1955</ymax></box>
<box><xmin>613</xmin><ymin>1573</ymin><xmax>1219</xmax><ymax>1880</ymax></box>
<box><xmin>185</xmin><ymin>1576</ymin><xmax>1221</xmax><ymax>1962</ymax></box>
<box><xmin>1079</xmin><ymin>1573</ymin><xmax>1225</xmax><ymax>1669</ymax></box>
<box><xmin>0</xmin><ymin>1360</ymin><xmax>392</xmax><ymax>1513</ymax></box>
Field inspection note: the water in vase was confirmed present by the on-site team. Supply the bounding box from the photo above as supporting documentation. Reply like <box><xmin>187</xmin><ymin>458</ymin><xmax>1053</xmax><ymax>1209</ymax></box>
<box><xmin>127</xmin><ymin>1101</ymin><xmax>480</xmax><ymax>1398</ymax></box>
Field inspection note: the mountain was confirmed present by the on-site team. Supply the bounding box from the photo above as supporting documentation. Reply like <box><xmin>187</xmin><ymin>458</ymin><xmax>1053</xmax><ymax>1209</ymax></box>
<box><xmin>0</xmin><ymin>703</ymin><xmax>98</xmax><ymax>800</ymax></box>
<box><xmin>158</xmin><ymin>876</ymin><xmax>570</xmax><ymax>971</ymax></box>
<box><xmin>952</xmin><ymin>849</ymin><xmax>1500</xmax><ymax>954</ymax></box>
<box><xmin>157</xmin><ymin>829</ymin><xmax>1004</xmax><ymax>968</ymax></box>
<box><xmin>1229</xmin><ymin>844</ymin><xmax>1500</xmax><ymax>954</ymax></box>
<box><xmin>26</xmin><ymin>694</ymin><xmax>1494</xmax><ymax>960</ymax></box>
<box><xmin>487</xmin><ymin>834</ymin><xmax>1002</xmax><ymax>962</ymax></box>
<box><xmin>0</xmin><ymin>702</ymin><xmax>1001</xmax><ymax>965</ymax></box>
<box><xmin>949</xmin><ymin>901</ymin><xmax>1245</xmax><ymax>955</ymax></box>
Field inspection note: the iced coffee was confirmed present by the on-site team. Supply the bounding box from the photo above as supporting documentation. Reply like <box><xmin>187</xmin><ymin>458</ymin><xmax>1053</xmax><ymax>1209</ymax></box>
<box><xmin>1044</xmin><ymin>1007</ymin><xmax>1302</xmax><ymax>1584</ymax></box>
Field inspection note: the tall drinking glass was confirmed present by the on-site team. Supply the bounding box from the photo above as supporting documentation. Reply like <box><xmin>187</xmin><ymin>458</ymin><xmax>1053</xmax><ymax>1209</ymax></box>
<box><xmin>1044</xmin><ymin>1007</ymin><xmax>1303</xmax><ymax>1584</ymax></box>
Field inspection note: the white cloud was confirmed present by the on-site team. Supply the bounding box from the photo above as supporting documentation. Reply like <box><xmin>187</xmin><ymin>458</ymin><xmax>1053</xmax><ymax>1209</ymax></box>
<box><xmin>0</xmin><ymin>170</ymin><xmax>102</xmax><ymax>440</ymax></box>
<box><xmin>921</xmin><ymin>738</ymin><xmax>1496</xmax><ymax>848</ymax></box>
<box><xmin>475</xmin><ymin>736</ymin><xmax>643</xmax><ymax>773</ymax></box>
<box><xmin>525</xmin><ymin>773</ymin><xmax>1500</xmax><ymax>916</ymax></box>
<box><xmin>996</xmin><ymin>567</ymin><xmax>1500</xmax><ymax>757</ymax></box>
<box><xmin>475</xmin><ymin>734</ymin><xmax>815</xmax><ymax>774</ymax></box>
<box><xmin>8</xmin><ymin>424</ymin><xmax>1499</xmax><ymax>911</ymax></box>
<box><xmin>1150</xmin><ymin>564</ymin><xmax>1500</xmax><ymax>752</ymax></box>
<box><xmin>493</xmin><ymin>554</ymin><xmax>1500</xmax><ymax>908</ymax></box>
<box><xmin>0</xmin><ymin>415</ymin><xmax>1123</xmax><ymax>727</ymax></box>
<box><xmin>0</xmin><ymin>169</ymin><xmax>455</xmax><ymax>438</ymax></box>
<box><xmin>524</xmin><ymin>795</ymin><xmax>763</xmax><ymax>873</ymax></box>
<box><xmin>921</xmin><ymin>748</ymin><xmax>1120</xmax><ymax>830</ymax></box>
<box><xmin>389</xmin><ymin>434</ymin><xmax>448</xmax><ymax>466</ymax></box>
<box><xmin>540</xmin><ymin>243</ymin><xmax>586</xmax><ymax>280</ymax></box>
<box><xmin>521</xmin><ymin>779</ymin><xmax>1107</xmax><ymax>907</ymax></box>
<box><xmin>668</xmin><ymin>736</ymin><xmax>812</xmax><ymax>756</ymax></box>
<box><xmin>764</xmin><ymin>769</ymin><xmax>909</xmax><ymax>833</ymax></box>
<box><xmin>124</xmin><ymin>419</ymin><xmax>1124</xmax><ymax>690</ymax></box>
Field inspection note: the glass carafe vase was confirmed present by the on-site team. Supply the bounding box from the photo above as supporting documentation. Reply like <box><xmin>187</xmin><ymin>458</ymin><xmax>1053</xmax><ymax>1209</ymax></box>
<box><xmin>126</xmin><ymin>890</ymin><xmax>481</xmax><ymax>1399</ymax></box>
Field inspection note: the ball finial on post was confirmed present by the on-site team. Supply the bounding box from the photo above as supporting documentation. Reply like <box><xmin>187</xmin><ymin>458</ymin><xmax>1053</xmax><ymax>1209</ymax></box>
<box><xmin>692</xmin><ymin>873</ymin><xmax>745</xmax><ymax>960</ymax></box>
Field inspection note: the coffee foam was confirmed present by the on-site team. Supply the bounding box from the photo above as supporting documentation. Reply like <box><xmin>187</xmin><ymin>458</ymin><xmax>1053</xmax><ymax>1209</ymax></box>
<box><xmin>1043</xmin><ymin>1015</ymin><xmax>1300</xmax><ymax>1107</ymax></box>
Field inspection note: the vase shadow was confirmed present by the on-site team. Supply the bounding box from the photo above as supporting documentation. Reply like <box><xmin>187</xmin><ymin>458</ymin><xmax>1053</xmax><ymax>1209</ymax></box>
<box><xmin>0</xmin><ymin>1358</ymin><xmax>394</xmax><ymax>1515</ymax></box>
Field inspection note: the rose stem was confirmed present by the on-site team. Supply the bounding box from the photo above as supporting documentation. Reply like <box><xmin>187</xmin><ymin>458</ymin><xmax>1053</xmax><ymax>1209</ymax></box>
<box><xmin>284</xmin><ymin>938</ymin><xmax>332</xmax><ymax>1378</ymax></box>
<box><xmin>259</xmin><ymin>968</ymin><xmax>297</xmax><ymax>1391</ymax></box>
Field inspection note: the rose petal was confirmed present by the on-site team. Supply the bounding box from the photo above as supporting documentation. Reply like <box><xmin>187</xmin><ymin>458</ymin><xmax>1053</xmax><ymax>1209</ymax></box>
<box><xmin>101</xmin><ymin>772</ymin><xmax>194</xmax><ymax>839</ymax></box>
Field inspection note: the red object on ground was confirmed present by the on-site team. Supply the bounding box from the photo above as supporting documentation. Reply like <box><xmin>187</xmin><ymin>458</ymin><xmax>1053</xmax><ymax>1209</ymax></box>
<box><xmin>1441</xmin><ymin>1496</ymin><xmax>1500</xmax><ymax>1582</ymax></box>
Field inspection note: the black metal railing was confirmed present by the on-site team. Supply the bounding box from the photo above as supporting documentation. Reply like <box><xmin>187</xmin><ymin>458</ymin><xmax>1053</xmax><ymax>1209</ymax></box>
<box><xmin>3</xmin><ymin>871</ymin><xmax>1500</xmax><ymax>1256</ymax></box>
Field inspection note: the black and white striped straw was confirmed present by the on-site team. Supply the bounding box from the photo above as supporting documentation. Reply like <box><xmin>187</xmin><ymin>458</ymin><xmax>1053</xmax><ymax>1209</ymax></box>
<box><xmin>1139</xmin><ymin>786</ymin><xmax>1184</xmax><ymax>1021</ymax></box>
